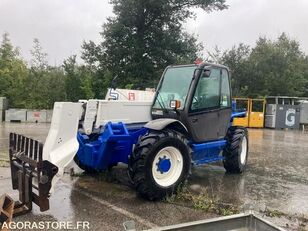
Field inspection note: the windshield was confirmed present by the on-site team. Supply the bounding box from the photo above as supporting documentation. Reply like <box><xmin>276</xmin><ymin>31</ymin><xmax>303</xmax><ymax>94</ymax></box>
<box><xmin>153</xmin><ymin>65</ymin><xmax>196</xmax><ymax>110</ymax></box>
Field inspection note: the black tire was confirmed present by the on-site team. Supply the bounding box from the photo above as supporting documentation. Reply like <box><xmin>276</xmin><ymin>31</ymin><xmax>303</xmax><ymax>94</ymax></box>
<box><xmin>128</xmin><ymin>129</ymin><xmax>191</xmax><ymax>200</ymax></box>
<box><xmin>223</xmin><ymin>126</ymin><xmax>249</xmax><ymax>173</ymax></box>
<box><xmin>73</xmin><ymin>155</ymin><xmax>99</xmax><ymax>174</ymax></box>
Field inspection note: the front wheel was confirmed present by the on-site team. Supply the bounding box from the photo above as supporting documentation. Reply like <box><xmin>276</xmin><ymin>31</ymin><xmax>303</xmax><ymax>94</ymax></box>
<box><xmin>128</xmin><ymin>129</ymin><xmax>191</xmax><ymax>200</ymax></box>
<box><xmin>223</xmin><ymin>126</ymin><xmax>249</xmax><ymax>173</ymax></box>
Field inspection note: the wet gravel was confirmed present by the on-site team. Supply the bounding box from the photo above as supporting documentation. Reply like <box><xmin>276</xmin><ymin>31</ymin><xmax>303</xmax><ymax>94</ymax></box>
<box><xmin>0</xmin><ymin>123</ymin><xmax>307</xmax><ymax>230</ymax></box>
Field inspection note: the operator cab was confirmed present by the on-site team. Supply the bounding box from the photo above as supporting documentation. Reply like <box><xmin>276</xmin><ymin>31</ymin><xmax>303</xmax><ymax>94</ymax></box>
<box><xmin>152</xmin><ymin>63</ymin><xmax>232</xmax><ymax>143</ymax></box>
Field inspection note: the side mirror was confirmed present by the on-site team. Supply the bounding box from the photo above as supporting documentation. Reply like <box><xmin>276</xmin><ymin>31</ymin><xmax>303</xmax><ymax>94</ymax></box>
<box><xmin>202</xmin><ymin>67</ymin><xmax>211</xmax><ymax>78</ymax></box>
<box><xmin>170</xmin><ymin>100</ymin><xmax>181</xmax><ymax>110</ymax></box>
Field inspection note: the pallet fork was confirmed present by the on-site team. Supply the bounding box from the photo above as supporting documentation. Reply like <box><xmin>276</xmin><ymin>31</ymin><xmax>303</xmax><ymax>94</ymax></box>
<box><xmin>9</xmin><ymin>133</ymin><xmax>58</xmax><ymax>216</ymax></box>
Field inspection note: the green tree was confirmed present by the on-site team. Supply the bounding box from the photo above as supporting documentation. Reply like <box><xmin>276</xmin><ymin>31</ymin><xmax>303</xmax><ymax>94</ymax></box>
<box><xmin>26</xmin><ymin>38</ymin><xmax>50</xmax><ymax>108</ymax></box>
<box><xmin>30</xmin><ymin>38</ymin><xmax>48</xmax><ymax>70</ymax></box>
<box><xmin>82</xmin><ymin>0</ymin><xmax>227</xmax><ymax>89</ymax></box>
<box><xmin>220</xmin><ymin>43</ymin><xmax>251</xmax><ymax>96</ymax></box>
<box><xmin>26</xmin><ymin>38</ymin><xmax>67</xmax><ymax>109</ymax></box>
<box><xmin>219</xmin><ymin>33</ymin><xmax>308</xmax><ymax>98</ymax></box>
<box><xmin>80</xmin><ymin>42</ymin><xmax>112</xmax><ymax>99</ymax></box>
<box><xmin>43</xmin><ymin>67</ymin><xmax>66</xmax><ymax>108</ymax></box>
<box><xmin>248</xmin><ymin>33</ymin><xmax>307</xmax><ymax>97</ymax></box>
<box><xmin>0</xmin><ymin>32</ymin><xmax>28</xmax><ymax>107</ymax></box>
<box><xmin>63</xmin><ymin>55</ymin><xmax>94</xmax><ymax>102</ymax></box>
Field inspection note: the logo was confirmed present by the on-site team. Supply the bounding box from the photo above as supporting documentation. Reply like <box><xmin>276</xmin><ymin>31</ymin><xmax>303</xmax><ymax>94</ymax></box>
<box><xmin>108</xmin><ymin>89</ymin><xmax>119</xmax><ymax>100</ymax></box>
<box><xmin>285</xmin><ymin>108</ymin><xmax>296</xmax><ymax>126</ymax></box>
<box><xmin>128</xmin><ymin>92</ymin><xmax>135</xmax><ymax>101</ymax></box>
<box><xmin>34</xmin><ymin>112</ymin><xmax>40</xmax><ymax>117</ymax></box>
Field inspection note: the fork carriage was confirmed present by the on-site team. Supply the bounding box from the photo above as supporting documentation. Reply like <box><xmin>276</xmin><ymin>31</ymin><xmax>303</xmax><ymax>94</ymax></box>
<box><xmin>9</xmin><ymin>133</ymin><xmax>58</xmax><ymax>215</ymax></box>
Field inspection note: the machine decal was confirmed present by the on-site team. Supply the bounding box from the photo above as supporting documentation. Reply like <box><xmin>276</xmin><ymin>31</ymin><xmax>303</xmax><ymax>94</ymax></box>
<box><xmin>108</xmin><ymin>89</ymin><xmax>119</xmax><ymax>100</ymax></box>
<box><xmin>285</xmin><ymin>108</ymin><xmax>296</xmax><ymax>126</ymax></box>
<box><xmin>128</xmin><ymin>92</ymin><xmax>135</xmax><ymax>101</ymax></box>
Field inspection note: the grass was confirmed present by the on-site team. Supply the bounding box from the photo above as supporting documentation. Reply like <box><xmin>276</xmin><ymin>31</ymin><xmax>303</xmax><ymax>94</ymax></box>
<box><xmin>165</xmin><ymin>184</ymin><xmax>239</xmax><ymax>216</ymax></box>
<box><xmin>261</xmin><ymin>207</ymin><xmax>308</xmax><ymax>230</ymax></box>
<box><xmin>262</xmin><ymin>207</ymin><xmax>285</xmax><ymax>218</ymax></box>
<box><xmin>0</xmin><ymin>150</ymin><xmax>10</xmax><ymax>167</ymax></box>
<box><xmin>0</xmin><ymin>159</ymin><xmax>9</xmax><ymax>167</ymax></box>
<box><xmin>166</xmin><ymin>188</ymin><xmax>308</xmax><ymax>230</ymax></box>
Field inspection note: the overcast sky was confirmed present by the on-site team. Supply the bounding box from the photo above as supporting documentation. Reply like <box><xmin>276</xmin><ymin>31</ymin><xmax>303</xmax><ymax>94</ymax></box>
<box><xmin>0</xmin><ymin>0</ymin><xmax>308</xmax><ymax>64</ymax></box>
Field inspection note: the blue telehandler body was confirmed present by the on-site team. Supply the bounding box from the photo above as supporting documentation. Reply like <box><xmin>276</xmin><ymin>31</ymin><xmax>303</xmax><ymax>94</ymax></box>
<box><xmin>74</xmin><ymin>62</ymin><xmax>248</xmax><ymax>200</ymax></box>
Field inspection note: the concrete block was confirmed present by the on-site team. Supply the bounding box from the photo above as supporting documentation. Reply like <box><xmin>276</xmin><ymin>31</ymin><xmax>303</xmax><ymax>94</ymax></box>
<box><xmin>46</xmin><ymin>110</ymin><xmax>53</xmax><ymax>123</ymax></box>
<box><xmin>0</xmin><ymin>97</ymin><xmax>8</xmax><ymax>110</ymax></box>
<box><xmin>26</xmin><ymin>110</ymin><xmax>47</xmax><ymax>123</ymax></box>
<box><xmin>5</xmin><ymin>109</ymin><xmax>27</xmax><ymax>122</ymax></box>
<box><xmin>0</xmin><ymin>110</ymin><xmax>4</xmax><ymax>122</ymax></box>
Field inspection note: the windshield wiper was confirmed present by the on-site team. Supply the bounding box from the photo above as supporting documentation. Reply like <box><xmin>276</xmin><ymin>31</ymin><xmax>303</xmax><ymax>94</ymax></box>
<box><xmin>156</xmin><ymin>91</ymin><xmax>169</xmax><ymax>113</ymax></box>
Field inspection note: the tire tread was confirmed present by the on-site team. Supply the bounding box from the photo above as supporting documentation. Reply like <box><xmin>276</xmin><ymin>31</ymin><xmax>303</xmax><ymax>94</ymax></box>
<box><xmin>223</xmin><ymin>126</ymin><xmax>248</xmax><ymax>173</ymax></box>
<box><xmin>129</xmin><ymin>129</ymin><xmax>191</xmax><ymax>200</ymax></box>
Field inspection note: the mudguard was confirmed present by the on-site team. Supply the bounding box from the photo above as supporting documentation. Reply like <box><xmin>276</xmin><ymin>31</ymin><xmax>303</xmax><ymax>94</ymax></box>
<box><xmin>230</xmin><ymin>111</ymin><xmax>247</xmax><ymax>122</ymax></box>
<box><xmin>144</xmin><ymin>118</ymin><xmax>188</xmax><ymax>132</ymax></box>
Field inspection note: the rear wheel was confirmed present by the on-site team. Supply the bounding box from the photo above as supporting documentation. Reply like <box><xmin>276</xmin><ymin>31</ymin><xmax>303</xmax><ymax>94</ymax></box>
<box><xmin>223</xmin><ymin>126</ymin><xmax>248</xmax><ymax>173</ymax></box>
<box><xmin>129</xmin><ymin>129</ymin><xmax>191</xmax><ymax>200</ymax></box>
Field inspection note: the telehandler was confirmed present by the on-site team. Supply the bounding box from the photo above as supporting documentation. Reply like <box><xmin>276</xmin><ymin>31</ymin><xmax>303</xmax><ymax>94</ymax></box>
<box><xmin>8</xmin><ymin>62</ymin><xmax>248</xmax><ymax>215</ymax></box>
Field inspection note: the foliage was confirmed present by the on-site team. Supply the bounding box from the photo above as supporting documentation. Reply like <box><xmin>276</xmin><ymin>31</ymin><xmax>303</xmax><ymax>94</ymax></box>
<box><xmin>217</xmin><ymin>33</ymin><xmax>308</xmax><ymax>98</ymax></box>
<box><xmin>30</xmin><ymin>38</ymin><xmax>48</xmax><ymax>70</ymax></box>
<box><xmin>220</xmin><ymin>44</ymin><xmax>251</xmax><ymax>96</ymax></box>
<box><xmin>0</xmin><ymin>33</ymin><xmax>28</xmax><ymax>108</ymax></box>
<box><xmin>25</xmin><ymin>39</ymin><xmax>66</xmax><ymax>109</ymax></box>
<box><xmin>0</xmin><ymin>35</ymin><xmax>95</xmax><ymax>109</ymax></box>
<box><xmin>63</xmin><ymin>55</ymin><xmax>94</xmax><ymax>102</ymax></box>
<box><xmin>82</xmin><ymin>0</ymin><xmax>227</xmax><ymax>89</ymax></box>
<box><xmin>165</xmin><ymin>185</ymin><xmax>239</xmax><ymax>216</ymax></box>
<box><xmin>1</xmin><ymin>21</ymin><xmax>308</xmax><ymax>109</ymax></box>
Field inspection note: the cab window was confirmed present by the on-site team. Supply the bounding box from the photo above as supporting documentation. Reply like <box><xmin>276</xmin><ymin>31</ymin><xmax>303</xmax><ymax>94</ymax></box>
<box><xmin>190</xmin><ymin>68</ymin><xmax>231</xmax><ymax>111</ymax></box>
<box><xmin>220</xmin><ymin>69</ymin><xmax>231</xmax><ymax>107</ymax></box>
<box><xmin>191</xmin><ymin>68</ymin><xmax>221</xmax><ymax>111</ymax></box>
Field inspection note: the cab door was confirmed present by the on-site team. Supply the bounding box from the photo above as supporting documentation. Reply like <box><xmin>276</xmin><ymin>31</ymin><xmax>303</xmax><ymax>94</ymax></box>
<box><xmin>186</xmin><ymin>68</ymin><xmax>232</xmax><ymax>142</ymax></box>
